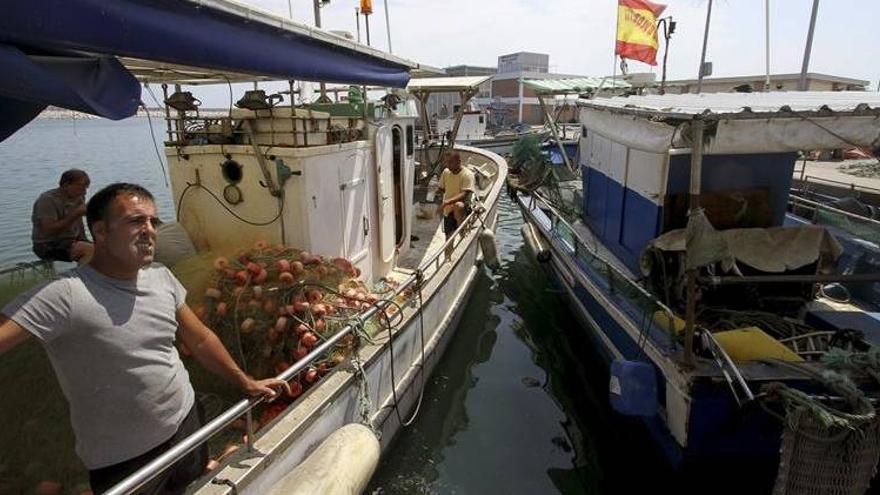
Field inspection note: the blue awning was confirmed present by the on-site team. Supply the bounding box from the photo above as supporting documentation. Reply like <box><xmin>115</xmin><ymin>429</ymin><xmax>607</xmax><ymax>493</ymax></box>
<box><xmin>0</xmin><ymin>0</ymin><xmax>414</xmax><ymax>140</ymax></box>
<box><xmin>0</xmin><ymin>45</ymin><xmax>141</xmax><ymax>141</ymax></box>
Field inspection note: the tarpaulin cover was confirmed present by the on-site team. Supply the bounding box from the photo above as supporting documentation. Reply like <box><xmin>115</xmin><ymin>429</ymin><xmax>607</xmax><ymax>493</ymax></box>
<box><xmin>0</xmin><ymin>45</ymin><xmax>141</xmax><ymax>141</ymax></box>
<box><xmin>643</xmin><ymin>219</ymin><xmax>843</xmax><ymax>273</ymax></box>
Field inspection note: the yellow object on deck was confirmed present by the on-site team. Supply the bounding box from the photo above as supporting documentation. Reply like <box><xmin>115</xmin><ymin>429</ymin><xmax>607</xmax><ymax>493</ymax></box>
<box><xmin>653</xmin><ymin>311</ymin><xmax>686</xmax><ymax>334</ymax></box>
<box><xmin>714</xmin><ymin>327</ymin><xmax>804</xmax><ymax>363</ymax></box>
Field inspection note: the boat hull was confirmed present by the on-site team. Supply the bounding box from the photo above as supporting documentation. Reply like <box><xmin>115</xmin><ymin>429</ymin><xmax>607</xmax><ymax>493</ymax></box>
<box><xmin>195</xmin><ymin>159</ymin><xmax>504</xmax><ymax>495</ymax></box>
<box><xmin>515</xmin><ymin>193</ymin><xmax>785</xmax><ymax>468</ymax></box>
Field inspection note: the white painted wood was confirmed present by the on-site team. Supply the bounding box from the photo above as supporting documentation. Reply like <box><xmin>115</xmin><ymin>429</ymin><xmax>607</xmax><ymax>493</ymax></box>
<box><xmin>625</xmin><ymin>149</ymin><xmax>669</xmax><ymax>206</ymax></box>
<box><xmin>375</xmin><ymin>126</ymin><xmax>396</xmax><ymax>264</ymax></box>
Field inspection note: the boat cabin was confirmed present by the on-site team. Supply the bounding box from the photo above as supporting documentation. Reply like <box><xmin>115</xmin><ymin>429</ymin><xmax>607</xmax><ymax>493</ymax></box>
<box><xmin>577</xmin><ymin>92</ymin><xmax>880</xmax><ymax>275</ymax></box>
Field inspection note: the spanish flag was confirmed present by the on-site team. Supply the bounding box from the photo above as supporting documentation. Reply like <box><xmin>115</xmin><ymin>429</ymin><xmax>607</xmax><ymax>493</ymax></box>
<box><xmin>616</xmin><ymin>0</ymin><xmax>666</xmax><ymax>66</ymax></box>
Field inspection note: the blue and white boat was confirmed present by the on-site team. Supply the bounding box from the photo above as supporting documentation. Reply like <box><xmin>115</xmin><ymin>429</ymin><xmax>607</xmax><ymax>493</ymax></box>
<box><xmin>514</xmin><ymin>92</ymin><xmax>880</xmax><ymax>475</ymax></box>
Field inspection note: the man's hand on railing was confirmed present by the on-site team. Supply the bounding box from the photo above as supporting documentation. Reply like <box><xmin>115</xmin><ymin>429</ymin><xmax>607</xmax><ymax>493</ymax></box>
<box><xmin>242</xmin><ymin>377</ymin><xmax>292</xmax><ymax>402</ymax></box>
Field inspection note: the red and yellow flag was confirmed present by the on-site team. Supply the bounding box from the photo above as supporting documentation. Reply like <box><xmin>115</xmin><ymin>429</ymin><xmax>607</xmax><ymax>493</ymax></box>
<box><xmin>615</xmin><ymin>0</ymin><xmax>666</xmax><ymax>66</ymax></box>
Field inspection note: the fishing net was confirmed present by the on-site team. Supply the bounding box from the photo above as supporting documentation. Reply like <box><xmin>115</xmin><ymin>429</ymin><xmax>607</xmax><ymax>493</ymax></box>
<box><xmin>168</xmin><ymin>241</ymin><xmax>409</xmax><ymax>429</ymax></box>
<box><xmin>510</xmin><ymin>135</ymin><xmax>582</xmax><ymax>219</ymax></box>
<box><xmin>773</xmin><ymin>407</ymin><xmax>880</xmax><ymax>495</ymax></box>
<box><xmin>765</xmin><ymin>365</ymin><xmax>880</xmax><ymax>495</ymax></box>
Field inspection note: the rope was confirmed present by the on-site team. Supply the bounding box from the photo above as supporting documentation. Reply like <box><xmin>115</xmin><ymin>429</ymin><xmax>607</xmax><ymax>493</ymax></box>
<box><xmin>400</xmin><ymin>270</ymin><xmax>428</xmax><ymax>427</ymax></box>
<box><xmin>348</xmin><ymin>316</ymin><xmax>377</xmax><ymax>434</ymax></box>
<box><xmin>175</xmin><ymin>182</ymin><xmax>284</xmax><ymax>226</ymax></box>
<box><xmin>139</xmin><ymin>97</ymin><xmax>170</xmax><ymax>188</ymax></box>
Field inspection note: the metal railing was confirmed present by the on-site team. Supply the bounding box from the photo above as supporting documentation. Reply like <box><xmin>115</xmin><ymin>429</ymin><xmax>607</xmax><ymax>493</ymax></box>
<box><xmin>789</xmin><ymin>194</ymin><xmax>880</xmax><ymax>227</ymax></box>
<box><xmin>527</xmin><ymin>191</ymin><xmax>675</xmax><ymax>320</ymax></box>
<box><xmin>106</xmin><ymin>166</ymin><xmax>496</xmax><ymax>495</ymax></box>
<box><xmin>163</xmin><ymin>114</ymin><xmax>365</xmax><ymax>148</ymax></box>
<box><xmin>525</xmin><ymin>191</ymin><xmax>759</xmax><ymax>401</ymax></box>
<box><xmin>793</xmin><ymin>171</ymin><xmax>880</xmax><ymax>197</ymax></box>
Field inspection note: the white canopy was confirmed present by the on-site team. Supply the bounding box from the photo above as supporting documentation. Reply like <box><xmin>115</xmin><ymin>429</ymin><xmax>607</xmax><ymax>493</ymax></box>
<box><xmin>407</xmin><ymin>76</ymin><xmax>492</xmax><ymax>93</ymax></box>
<box><xmin>579</xmin><ymin>91</ymin><xmax>880</xmax><ymax>154</ymax></box>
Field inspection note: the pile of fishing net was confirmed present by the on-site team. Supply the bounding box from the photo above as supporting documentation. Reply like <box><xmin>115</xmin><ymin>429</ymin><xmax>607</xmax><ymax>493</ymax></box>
<box><xmin>172</xmin><ymin>241</ymin><xmax>404</xmax><ymax>430</ymax></box>
<box><xmin>763</xmin><ymin>348</ymin><xmax>880</xmax><ymax>495</ymax></box>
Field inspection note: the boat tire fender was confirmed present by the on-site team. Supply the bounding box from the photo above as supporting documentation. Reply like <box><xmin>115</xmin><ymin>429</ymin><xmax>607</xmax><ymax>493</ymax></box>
<box><xmin>521</xmin><ymin>224</ymin><xmax>550</xmax><ymax>263</ymax></box>
<box><xmin>479</xmin><ymin>228</ymin><xmax>501</xmax><ymax>270</ymax></box>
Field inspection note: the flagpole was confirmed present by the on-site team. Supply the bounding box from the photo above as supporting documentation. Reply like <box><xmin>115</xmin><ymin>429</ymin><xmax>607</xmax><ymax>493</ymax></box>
<box><xmin>608</xmin><ymin>1</ymin><xmax>620</xmax><ymax>91</ymax></box>
<box><xmin>697</xmin><ymin>0</ymin><xmax>713</xmax><ymax>93</ymax></box>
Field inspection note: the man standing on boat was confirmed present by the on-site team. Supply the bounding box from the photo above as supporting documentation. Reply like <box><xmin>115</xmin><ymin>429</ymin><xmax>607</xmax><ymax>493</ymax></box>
<box><xmin>437</xmin><ymin>152</ymin><xmax>475</xmax><ymax>239</ymax></box>
<box><xmin>0</xmin><ymin>183</ymin><xmax>290</xmax><ymax>494</ymax></box>
<box><xmin>31</xmin><ymin>169</ymin><xmax>94</xmax><ymax>263</ymax></box>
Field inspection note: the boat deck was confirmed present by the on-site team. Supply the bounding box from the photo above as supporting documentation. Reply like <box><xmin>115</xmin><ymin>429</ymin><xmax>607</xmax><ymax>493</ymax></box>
<box><xmin>397</xmin><ymin>204</ymin><xmax>446</xmax><ymax>269</ymax></box>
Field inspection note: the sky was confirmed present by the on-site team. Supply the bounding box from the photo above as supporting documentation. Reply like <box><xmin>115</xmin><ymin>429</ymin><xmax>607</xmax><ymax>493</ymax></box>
<box><xmin>186</xmin><ymin>0</ymin><xmax>880</xmax><ymax>106</ymax></box>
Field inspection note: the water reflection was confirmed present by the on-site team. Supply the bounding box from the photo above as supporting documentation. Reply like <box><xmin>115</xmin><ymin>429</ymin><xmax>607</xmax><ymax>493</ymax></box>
<box><xmin>370</xmin><ymin>198</ymin><xmax>597</xmax><ymax>494</ymax></box>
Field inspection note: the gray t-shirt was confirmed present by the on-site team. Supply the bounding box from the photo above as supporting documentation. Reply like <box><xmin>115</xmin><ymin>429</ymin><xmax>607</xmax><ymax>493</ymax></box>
<box><xmin>32</xmin><ymin>188</ymin><xmax>87</xmax><ymax>245</ymax></box>
<box><xmin>3</xmin><ymin>264</ymin><xmax>195</xmax><ymax>469</ymax></box>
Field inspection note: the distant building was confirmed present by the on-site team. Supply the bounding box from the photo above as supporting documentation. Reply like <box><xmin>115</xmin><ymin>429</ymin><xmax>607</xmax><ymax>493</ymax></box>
<box><xmin>413</xmin><ymin>52</ymin><xmax>591</xmax><ymax>129</ymax></box>
<box><xmin>497</xmin><ymin>52</ymin><xmax>549</xmax><ymax>74</ymax></box>
<box><xmin>663</xmin><ymin>73</ymin><xmax>869</xmax><ymax>94</ymax></box>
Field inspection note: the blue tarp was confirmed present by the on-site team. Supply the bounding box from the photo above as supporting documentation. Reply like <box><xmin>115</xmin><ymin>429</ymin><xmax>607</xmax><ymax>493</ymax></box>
<box><xmin>0</xmin><ymin>0</ymin><xmax>412</xmax><ymax>140</ymax></box>
<box><xmin>0</xmin><ymin>45</ymin><xmax>141</xmax><ymax>141</ymax></box>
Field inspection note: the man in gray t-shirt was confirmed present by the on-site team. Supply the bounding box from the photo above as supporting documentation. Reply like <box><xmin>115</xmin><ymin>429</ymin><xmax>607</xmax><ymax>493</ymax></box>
<box><xmin>32</xmin><ymin>169</ymin><xmax>94</xmax><ymax>263</ymax></box>
<box><xmin>1</xmin><ymin>183</ymin><xmax>289</xmax><ymax>494</ymax></box>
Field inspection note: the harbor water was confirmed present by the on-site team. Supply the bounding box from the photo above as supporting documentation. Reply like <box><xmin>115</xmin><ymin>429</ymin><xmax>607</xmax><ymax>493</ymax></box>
<box><xmin>0</xmin><ymin>118</ymin><xmax>793</xmax><ymax>494</ymax></box>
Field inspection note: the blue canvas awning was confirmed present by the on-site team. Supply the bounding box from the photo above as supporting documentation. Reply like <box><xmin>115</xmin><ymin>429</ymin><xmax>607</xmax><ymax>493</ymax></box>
<box><xmin>0</xmin><ymin>0</ymin><xmax>417</xmax><ymax>140</ymax></box>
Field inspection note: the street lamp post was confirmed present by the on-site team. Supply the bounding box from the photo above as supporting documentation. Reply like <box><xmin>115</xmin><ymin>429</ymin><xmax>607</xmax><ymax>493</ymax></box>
<box><xmin>657</xmin><ymin>16</ymin><xmax>676</xmax><ymax>95</ymax></box>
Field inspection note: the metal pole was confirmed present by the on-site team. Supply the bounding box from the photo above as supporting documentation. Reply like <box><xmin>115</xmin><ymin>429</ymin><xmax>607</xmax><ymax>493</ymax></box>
<box><xmin>314</xmin><ymin>0</ymin><xmax>327</xmax><ymax>101</ymax></box>
<box><xmin>683</xmin><ymin>118</ymin><xmax>705</xmax><ymax>368</ymax></box>
<box><xmin>355</xmin><ymin>7</ymin><xmax>361</xmax><ymax>43</ymax></box>
<box><xmin>538</xmin><ymin>95</ymin><xmax>574</xmax><ymax>173</ymax></box>
<box><xmin>383</xmin><ymin>0</ymin><xmax>393</xmax><ymax>53</ymax></box>
<box><xmin>365</xmin><ymin>14</ymin><xmax>371</xmax><ymax>46</ymax></box>
<box><xmin>701</xmin><ymin>273</ymin><xmax>880</xmax><ymax>285</ymax></box>
<box><xmin>696</xmin><ymin>0</ymin><xmax>713</xmax><ymax>93</ymax></box>
<box><xmin>313</xmin><ymin>0</ymin><xmax>321</xmax><ymax>27</ymax></box>
<box><xmin>659</xmin><ymin>18</ymin><xmax>672</xmax><ymax>94</ymax></box>
<box><xmin>799</xmin><ymin>0</ymin><xmax>820</xmax><ymax>91</ymax></box>
<box><xmin>764</xmin><ymin>0</ymin><xmax>771</xmax><ymax>91</ymax></box>
<box><xmin>287</xmin><ymin>0</ymin><xmax>293</xmax><ymax>18</ymax></box>
<box><xmin>517</xmin><ymin>77</ymin><xmax>524</xmax><ymax>123</ymax></box>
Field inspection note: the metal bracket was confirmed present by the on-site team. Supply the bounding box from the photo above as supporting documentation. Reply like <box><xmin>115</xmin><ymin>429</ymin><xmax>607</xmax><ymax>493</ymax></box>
<box><xmin>211</xmin><ymin>477</ymin><xmax>239</xmax><ymax>494</ymax></box>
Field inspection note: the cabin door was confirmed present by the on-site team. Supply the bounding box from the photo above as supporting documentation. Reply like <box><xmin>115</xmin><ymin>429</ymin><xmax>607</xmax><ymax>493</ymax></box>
<box><xmin>375</xmin><ymin>125</ymin><xmax>396</xmax><ymax>263</ymax></box>
<box><xmin>392</xmin><ymin>126</ymin><xmax>405</xmax><ymax>248</ymax></box>
<box><xmin>340</xmin><ymin>149</ymin><xmax>369</xmax><ymax>267</ymax></box>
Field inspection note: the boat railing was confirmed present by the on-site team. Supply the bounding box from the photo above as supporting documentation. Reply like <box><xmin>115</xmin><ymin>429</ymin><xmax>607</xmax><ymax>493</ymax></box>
<box><xmin>527</xmin><ymin>192</ymin><xmax>763</xmax><ymax>401</ymax></box>
<box><xmin>789</xmin><ymin>194</ymin><xmax>880</xmax><ymax>244</ymax></box>
<box><xmin>700</xmin><ymin>330</ymin><xmax>755</xmax><ymax>405</ymax></box>
<box><xmin>525</xmin><ymin>192</ymin><xmax>678</xmax><ymax>342</ymax></box>
<box><xmin>105</xmin><ymin>188</ymin><xmax>491</xmax><ymax>495</ymax></box>
<box><xmin>793</xmin><ymin>171</ymin><xmax>880</xmax><ymax>197</ymax></box>
<box><xmin>161</xmin><ymin>111</ymin><xmax>365</xmax><ymax>149</ymax></box>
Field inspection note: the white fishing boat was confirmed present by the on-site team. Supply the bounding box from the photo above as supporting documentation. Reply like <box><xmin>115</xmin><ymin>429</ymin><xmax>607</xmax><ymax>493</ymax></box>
<box><xmin>1</xmin><ymin>1</ymin><xmax>507</xmax><ymax>494</ymax></box>
<box><xmin>409</xmin><ymin>76</ymin><xmax>550</xmax><ymax>155</ymax></box>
